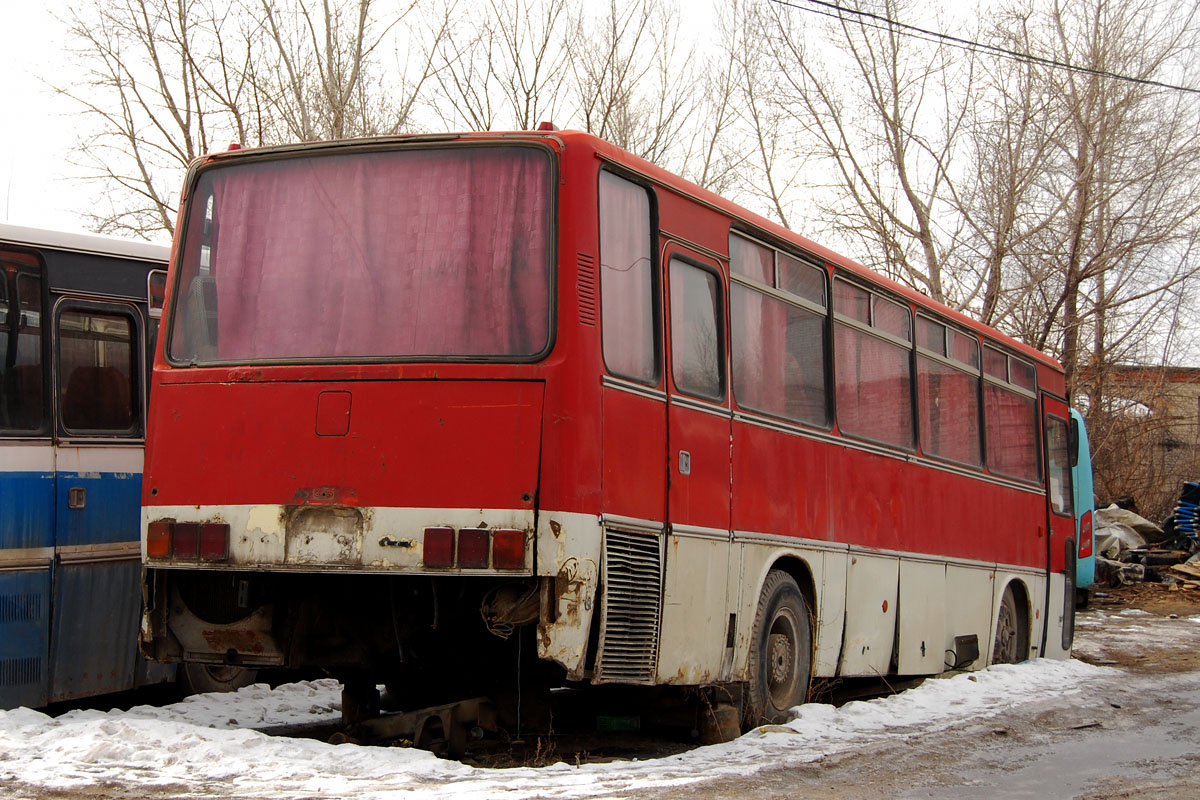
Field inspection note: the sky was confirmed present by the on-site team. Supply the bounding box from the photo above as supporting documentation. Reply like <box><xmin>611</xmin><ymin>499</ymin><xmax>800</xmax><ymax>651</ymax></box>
<box><xmin>0</xmin><ymin>3</ymin><xmax>81</xmax><ymax>231</ymax></box>
<box><xmin>0</xmin><ymin>1</ymin><xmax>984</xmax><ymax>239</ymax></box>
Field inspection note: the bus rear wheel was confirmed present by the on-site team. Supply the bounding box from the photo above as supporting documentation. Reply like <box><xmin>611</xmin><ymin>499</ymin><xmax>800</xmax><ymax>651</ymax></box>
<box><xmin>991</xmin><ymin>586</ymin><xmax>1026</xmax><ymax>665</ymax></box>
<box><xmin>743</xmin><ymin>570</ymin><xmax>812</xmax><ymax>729</ymax></box>
<box><xmin>180</xmin><ymin>662</ymin><xmax>258</xmax><ymax>695</ymax></box>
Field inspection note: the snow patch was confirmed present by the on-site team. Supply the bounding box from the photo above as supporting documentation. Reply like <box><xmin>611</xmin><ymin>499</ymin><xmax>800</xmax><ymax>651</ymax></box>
<box><xmin>0</xmin><ymin>660</ymin><xmax>1105</xmax><ymax>799</ymax></box>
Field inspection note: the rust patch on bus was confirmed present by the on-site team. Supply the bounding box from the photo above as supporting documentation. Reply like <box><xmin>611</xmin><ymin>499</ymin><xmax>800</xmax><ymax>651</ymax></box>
<box><xmin>285</xmin><ymin>505</ymin><xmax>365</xmax><ymax>564</ymax></box>
<box><xmin>554</xmin><ymin>558</ymin><xmax>590</xmax><ymax>616</ymax></box>
<box><xmin>201</xmin><ymin>628</ymin><xmax>268</xmax><ymax>656</ymax></box>
<box><xmin>291</xmin><ymin>486</ymin><xmax>359</xmax><ymax>505</ymax></box>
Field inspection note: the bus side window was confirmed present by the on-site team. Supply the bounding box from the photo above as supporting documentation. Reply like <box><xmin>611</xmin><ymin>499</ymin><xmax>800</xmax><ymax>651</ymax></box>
<box><xmin>1</xmin><ymin>262</ymin><xmax>45</xmax><ymax>432</ymax></box>
<box><xmin>833</xmin><ymin>279</ymin><xmax>914</xmax><ymax>449</ymax></box>
<box><xmin>669</xmin><ymin>259</ymin><xmax>724</xmax><ymax>401</ymax></box>
<box><xmin>58</xmin><ymin>309</ymin><xmax>137</xmax><ymax>434</ymax></box>
<box><xmin>916</xmin><ymin>318</ymin><xmax>982</xmax><ymax>467</ymax></box>
<box><xmin>599</xmin><ymin>172</ymin><xmax>657</xmax><ymax>384</ymax></box>
<box><xmin>982</xmin><ymin>347</ymin><xmax>1040</xmax><ymax>482</ymax></box>
<box><xmin>729</xmin><ymin>234</ymin><xmax>829</xmax><ymax>427</ymax></box>
<box><xmin>1046</xmin><ymin>415</ymin><xmax>1073</xmax><ymax>516</ymax></box>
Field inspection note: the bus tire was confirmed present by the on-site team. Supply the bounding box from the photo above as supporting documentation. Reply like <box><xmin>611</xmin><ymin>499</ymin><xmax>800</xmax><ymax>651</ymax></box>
<box><xmin>180</xmin><ymin>662</ymin><xmax>258</xmax><ymax>695</ymax></box>
<box><xmin>991</xmin><ymin>585</ymin><xmax>1025</xmax><ymax>665</ymax></box>
<box><xmin>743</xmin><ymin>570</ymin><xmax>812</xmax><ymax>730</ymax></box>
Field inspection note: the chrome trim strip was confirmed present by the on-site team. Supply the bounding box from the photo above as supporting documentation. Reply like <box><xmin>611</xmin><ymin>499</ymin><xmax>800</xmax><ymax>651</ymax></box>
<box><xmin>670</xmin><ymin>523</ymin><xmax>730</xmax><ymax>542</ymax></box>
<box><xmin>733</xmin><ymin>531</ymin><xmax>849</xmax><ymax>554</ymax></box>
<box><xmin>733</xmin><ymin>411</ymin><xmax>841</xmax><ymax>446</ymax></box>
<box><xmin>600</xmin><ymin>514</ymin><xmax>665</xmax><ymax>535</ymax></box>
<box><xmin>601</xmin><ymin>375</ymin><xmax>667</xmax><ymax>402</ymax></box>
<box><xmin>0</xmin><ymin>547</ymin><xmax>55</xmax><ymax>571</ymax></box>
<box><xmin>731</xmin><ymin>529</ymin><xmax>1043</xmax><ymax>574</ymax></box>
<box><xmin>57</xmin><ymin>541</ymin><xmax>141</xmax><ymax>564</ymax></box>
<box><xmin>670</xmin><ymin>395</ymin><xmax>732</xmax><ymax>419</ymax></box>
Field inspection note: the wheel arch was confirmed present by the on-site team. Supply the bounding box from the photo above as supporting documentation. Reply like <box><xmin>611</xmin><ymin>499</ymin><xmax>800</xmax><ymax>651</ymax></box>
<box><xmin>996</xmin><ymin>576</ymin><xmax>1033</xmax><ymax>663</ymax></box>
<box><xmin>735</xmin><ymin>548</ymin><xmax>825</xmax><ymax>682</ymax></box>
<box><xmin>766</xmin><ymin>554</ymin><xmax>818</xmax><ymax>624</ymax></box>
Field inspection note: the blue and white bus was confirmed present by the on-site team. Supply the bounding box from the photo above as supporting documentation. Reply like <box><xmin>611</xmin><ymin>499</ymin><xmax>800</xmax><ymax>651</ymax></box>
<box><xmin>1</xmin><ymin>223</ymin><xmax>172</xmax><ymax>708</ymax></box>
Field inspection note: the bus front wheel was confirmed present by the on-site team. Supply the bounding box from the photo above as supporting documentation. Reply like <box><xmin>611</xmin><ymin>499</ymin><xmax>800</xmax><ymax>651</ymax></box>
<box><xmin>743</xmin><ymin>570</ymin><xmax>812</xmax><ymax>729</ymax></box>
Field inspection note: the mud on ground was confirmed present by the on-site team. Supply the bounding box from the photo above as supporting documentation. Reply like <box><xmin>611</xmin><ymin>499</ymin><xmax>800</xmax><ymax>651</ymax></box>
<box><xmin>1077</xmin><ymin>581</ymin><xmax>1200</xmax><ymax>672</ymax></box>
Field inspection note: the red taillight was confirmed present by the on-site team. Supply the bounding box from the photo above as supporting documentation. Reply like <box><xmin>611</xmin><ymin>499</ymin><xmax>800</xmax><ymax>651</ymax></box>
<box><xmin>200</xmin><ymin>523</ymin><xmax>230</xmax><ymax>561</ymax></box>
<box><xmin>174</xmin><ymin>522</ymin><xmax>201</xmax><ymax>558</ymax></box>
<box><xmin>458</xmin><ymin>528</ymin><xmax>490</xmax><ymax>568</ymax></box>
<box><xmin>493</xmin><ymin>529</ymin><xmax>525</xmax><ymax>570</ymax></box>
<box><xmin>424</xmin><ymin>527</ymin><xmax>454</xmax><ymax>568</ymax></box>
<box><xmin>146</xmin><ymin>521</ymin><xmax>173</xmax><ymax>558</ymax></box>
<box><xmin>1079</xmin><ymin>510</ymin><xmax>1093</xmax><ymax>558</ymax></box>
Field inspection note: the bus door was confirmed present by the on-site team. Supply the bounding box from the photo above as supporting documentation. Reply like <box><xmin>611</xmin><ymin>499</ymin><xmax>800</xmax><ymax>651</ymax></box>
<box><xmin>595</xmin><ymin>171</ymin><xmax>669</xmax><ymax>685</ymax></box>
<box><xmin>49</xmin><ymin>298</ymin><xmax>145</xmax><ymax>702</ymax></box>
<box><xmin>0</xmin><ymin>255</ymin><xmax>53</xmax><ymax>709</ymax></box>
<box><xmin>1040</xmin><ymin>394</ymin><xmax>1076</xmax><ymax>660</ymax></box>
<box><xmin>658</xmin><ymin>246</ymin><xmax>732</xmax><ymax>684</ymax></box>
<box><xmin>1070</xmin><ymin>408</ymin><xmax>1096</xmax><ymax>594</ymax></box>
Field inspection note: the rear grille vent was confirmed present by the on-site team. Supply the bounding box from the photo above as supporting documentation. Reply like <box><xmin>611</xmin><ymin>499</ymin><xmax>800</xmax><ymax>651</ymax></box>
<box><xmin>594</xmin><ymin>527</ymin><xmax>663</xmax><ymax>684</ymax></box>
<box><xmin>577</xmin><ymin>253</ymin><xmax>597</xmax><ymax>326</ymax></box>
<box><xmin>0</xmin><ymin>657</ymin><xmax>41</xmax><ymax>687</ymax></box>
<box><xmin>0</xmin><ymin>593</ymin><xmax>41</xmax><ymax>624</ymax></box>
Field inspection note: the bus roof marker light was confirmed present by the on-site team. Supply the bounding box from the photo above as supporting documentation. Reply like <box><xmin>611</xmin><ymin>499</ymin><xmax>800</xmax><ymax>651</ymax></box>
<box><xmin>424</xmin><ymin>527</ymin><xmax>454</xmax><ymax>568</ymax></box>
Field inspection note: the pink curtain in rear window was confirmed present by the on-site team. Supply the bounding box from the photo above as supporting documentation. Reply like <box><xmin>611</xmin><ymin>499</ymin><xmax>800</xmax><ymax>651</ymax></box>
<box><xmin>195</xmin><ymin>147</ymin><xmax>550</xmax><ymax>360</ymax></box>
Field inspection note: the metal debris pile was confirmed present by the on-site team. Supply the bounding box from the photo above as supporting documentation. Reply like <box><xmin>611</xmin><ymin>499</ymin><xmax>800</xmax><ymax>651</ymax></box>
<box><xmin>1094</xmin><ymin>482</ymin><xmax>1200</xmax><ymax>590</ymax></box>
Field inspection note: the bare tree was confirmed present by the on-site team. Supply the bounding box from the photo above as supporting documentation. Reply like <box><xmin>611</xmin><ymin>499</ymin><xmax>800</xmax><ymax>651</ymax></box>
<box><xmin>753</xmin><ymin>0</ymin><xmax>977</xmax><ymax>304</ymax></box>
<box><xmin>567</xmin><ymin>0</ymin><xmax>697</xmax><ymax>168</ymax></box>
<box><xmin>61</xmin><ymin>0</ymin><xmax>447</xmax><ymax>238</ymax></box>
<box><xmin>428</xmin><ymin>0</ymin><xmax>570</xmax><ymax>131</ymax></box>
<box><xmin>981</xmin><ymin>0</ymin><xmax>1200</xmax><ymax>393</ymax></box>
<box><xmin>61</xmin><ymin>0</ymin><xmax>243</xmax><ymax>236</ymax></box>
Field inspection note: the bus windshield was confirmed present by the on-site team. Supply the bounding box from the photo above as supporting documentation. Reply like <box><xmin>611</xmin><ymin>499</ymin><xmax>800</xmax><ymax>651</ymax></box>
<box><xmin>167</xmin><ymin>145</ymin><xmax>553</xmax><ymax>364</ymax></box>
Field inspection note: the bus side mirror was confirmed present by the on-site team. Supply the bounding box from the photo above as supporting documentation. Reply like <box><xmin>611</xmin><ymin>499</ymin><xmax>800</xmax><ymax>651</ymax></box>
<box><xmin>1069</xmin><ymin>416</ymin><xmax>1080</xmax><ymax>468</ymax></box>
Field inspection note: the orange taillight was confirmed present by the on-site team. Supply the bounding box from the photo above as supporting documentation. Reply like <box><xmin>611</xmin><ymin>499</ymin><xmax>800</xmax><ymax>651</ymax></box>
<box><xmin>146</xmin><ymin>521</ymin><xmax>173</xmax><ymax>558</ymax></box>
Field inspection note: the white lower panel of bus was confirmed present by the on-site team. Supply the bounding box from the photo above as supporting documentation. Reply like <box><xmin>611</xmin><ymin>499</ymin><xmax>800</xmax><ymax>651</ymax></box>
<box><xmin>733</xmin><ymin>532</ymin><xmax>1050</xmax><ymax>683</ymax></box>
<box><xmin>143</xmin><ymin>504</ymin><xmax>537</xmax><ymax>573</ymax></box>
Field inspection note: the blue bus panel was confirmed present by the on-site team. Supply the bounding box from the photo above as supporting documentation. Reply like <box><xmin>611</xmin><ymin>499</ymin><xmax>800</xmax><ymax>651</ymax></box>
<box><xmin>0</xmin><ymin>469</ymin><xmax>55</xmax><ymax>551</ymax></box>
<box><xmin>1071</xmin><ymin>408</ymin><xmax>1096</xmax><ymax>591</ymax></box>
<box><xmin>49</xmin><ymin>561</ymin><xmax>142</xmax><ymax>702</ymax></box>
<box><xmin>0</xmin><ymin>570</ymin><xmax>52</xmax><ymax>709</ymax></box>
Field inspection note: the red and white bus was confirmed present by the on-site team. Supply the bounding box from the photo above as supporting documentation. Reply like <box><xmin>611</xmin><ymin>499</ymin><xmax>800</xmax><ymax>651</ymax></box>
<box><xmin>140</xmin><ymin>130</ymin><xmax>1084</xmax><ymax>729</ymax></box>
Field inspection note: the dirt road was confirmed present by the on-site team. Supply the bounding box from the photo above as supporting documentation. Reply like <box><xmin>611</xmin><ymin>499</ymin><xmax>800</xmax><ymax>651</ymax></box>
<box><xmin>626</xmin><ymin>584</ymin><xmax>1200</xmax><ymax>799</ymax></box>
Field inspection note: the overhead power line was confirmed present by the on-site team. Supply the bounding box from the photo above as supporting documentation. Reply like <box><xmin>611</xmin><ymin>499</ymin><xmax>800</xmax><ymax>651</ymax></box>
<box><xmin>768</xmin><ymin>0</ymin><xmax>1200</xmax><ymax>95</ymax></box>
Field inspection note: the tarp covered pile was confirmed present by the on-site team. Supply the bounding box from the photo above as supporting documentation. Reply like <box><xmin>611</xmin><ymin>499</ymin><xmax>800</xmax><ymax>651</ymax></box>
<box><xmin>1094</xmin><ymin>483</ymin><xmax>1200</xmax><ymax>589</ymax></box>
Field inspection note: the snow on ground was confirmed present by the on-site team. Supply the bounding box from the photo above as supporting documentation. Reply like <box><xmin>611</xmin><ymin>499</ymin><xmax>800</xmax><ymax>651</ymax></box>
<box><xmin>1</xmin><ymin>658</ymin><xmax>1102</xmax><ymax>800</ymax></box>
